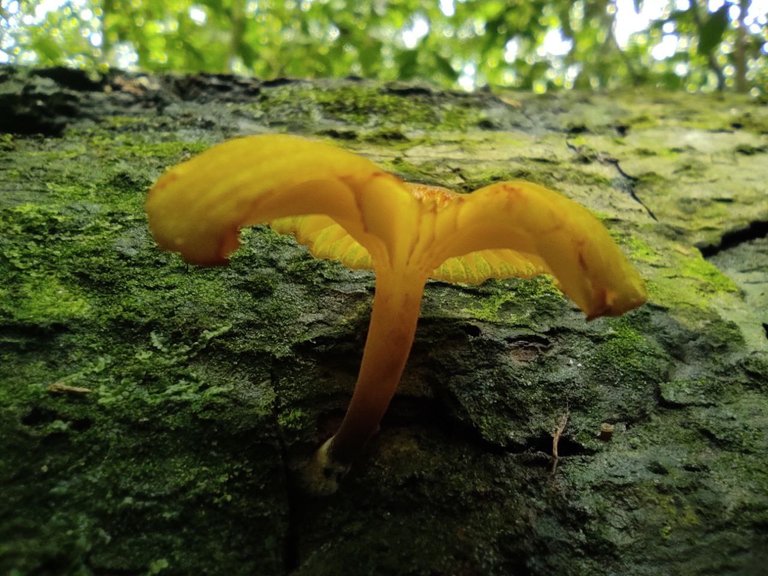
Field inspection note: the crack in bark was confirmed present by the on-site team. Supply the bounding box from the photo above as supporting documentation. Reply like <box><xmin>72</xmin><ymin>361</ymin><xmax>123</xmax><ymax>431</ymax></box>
<box><xmin>269</xmin><ymin>360</ymin><xmax>301</xmax><ymax>574</ymax></box>
<box><xmin>698</xmin><ymin>220</ymin><xmax>768</xmax><ymax>258</ymax></box>
<box><xmin>565</xmin><ymin>138</ymin><xmax>658</xmax><ymax>221</ymax></box>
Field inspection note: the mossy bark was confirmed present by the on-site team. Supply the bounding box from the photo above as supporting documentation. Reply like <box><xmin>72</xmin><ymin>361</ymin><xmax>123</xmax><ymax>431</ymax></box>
<box><xmin>1</xmin><ymin>66</ymin><xmax>767</xmax><ymax>575</ymax></box>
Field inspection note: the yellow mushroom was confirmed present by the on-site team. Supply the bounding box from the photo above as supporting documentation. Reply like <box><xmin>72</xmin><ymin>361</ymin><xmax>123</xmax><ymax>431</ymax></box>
<box><xmin>146</xmin><ymin>134</ymin><xmax>647</xmax><ymax>493</ymax></box>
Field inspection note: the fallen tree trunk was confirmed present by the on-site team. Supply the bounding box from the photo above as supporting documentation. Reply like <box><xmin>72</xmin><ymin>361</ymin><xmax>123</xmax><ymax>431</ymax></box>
<box><xmin>1</xmin><ymin>66</ymin><xmax>766</xmax><ymax>575</ymax></box>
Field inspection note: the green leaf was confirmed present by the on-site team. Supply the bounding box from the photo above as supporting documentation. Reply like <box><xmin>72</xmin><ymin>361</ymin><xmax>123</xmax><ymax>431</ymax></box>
<box><xmin>31</xmin><ymin>35</ymin><xmax>63</xmax><ymax>63</ymax></box>
<box><xmin>698</xmin><ymin>4</ymin><xmax>729</xmax><ymax>56</ymax></box>
<box><xmin>434</xmin><ymin>54</ymin><xmax>458</xmax><ymax>81</ymax></box>
<box><xmin>396</xmin><ymin>49</ymin><xmax>419</xmax><ymax>80</ymax></box>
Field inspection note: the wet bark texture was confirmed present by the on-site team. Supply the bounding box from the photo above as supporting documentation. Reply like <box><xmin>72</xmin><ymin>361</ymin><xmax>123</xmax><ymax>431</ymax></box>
<box><xmin>1</xmin><ymin>66</ymin><xmax>767</xmax><ymax>575</ymax></box>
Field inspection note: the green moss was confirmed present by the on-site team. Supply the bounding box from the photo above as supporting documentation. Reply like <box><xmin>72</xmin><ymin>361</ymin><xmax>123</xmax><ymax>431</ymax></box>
<box><xmin>655</xmin><ymin>492</ymin><xmax>702</xmax><ymax>541</ymax></box>
<box><xmin>460</xmin><ymin>276</ymin><xmax>564</xmax><ymax>324</ymax></box>
<box><xmin>312</xmin><ymin>85</ymin><xmax>481</xmax><ymax>130</ymax></box>
<box><xmin>277</xmin><ymin>407</ymin><xmax>309</xmax><ymax>434</ymax></box>
<box><xmin>0</xmin><ymin>133</ymin><xmax>15</xmax><ymax>151</ymax></box>
<box><xmin>660</xmin><ymin>378</ymin><xmax>724</xmax><ymax>406</ymax></box>
<box><xmin>680</xmin><ymin>251</ymin><xmax>738</xmax><ymax>292</ymax></box>
<box><xmin>118</xmin><ymin>140</ymin><xmax>210</xmax><ymax>159</ymax></box>
<box><xmin>586</xmin><ymin>319</ymin><xmax>669</xmax><ymax>421</ymax></box>
<box><xmin>592</xmin><ymin>321</ymin><xmax>650</xmax><ymax>360</ymax></box>
<box><xmin>8</xmin><ymin>276</ymin><xmax>91</xmax><ymax>325</ymax></box>
<box><xmin>644</xmin><ymin>245</ymin><xmax>740</xmax><ymax>316</ymax></box>
<box><xmin>624</xmin><ymin>234</ymin><xmax>663</xmax><ymax>265</ymax></box>
<box><xmin>463</xmin><ymin>289</ymin><xmax>519</xmax><ymax>322</ymax></box>
<box><xmin>103</xmin><ymin>115</ymin><xmax>153</xmax><ymax>129</ymax></box>
<box><xmin>0</xmin><ymin>126</ymin><xmax>302</xmax><ymax>573</ymax></box>
<box><xmin>253</xmin><ymin>82</ymin><xmax>486</xmax><ymax>135</ymax></box>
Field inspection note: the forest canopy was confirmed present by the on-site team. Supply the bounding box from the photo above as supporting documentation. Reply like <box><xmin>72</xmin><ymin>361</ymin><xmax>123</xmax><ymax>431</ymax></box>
<box><xmin>1</xmin><ymin>0</ymin><xmax>767</xmax><ymax>94</ymax></box>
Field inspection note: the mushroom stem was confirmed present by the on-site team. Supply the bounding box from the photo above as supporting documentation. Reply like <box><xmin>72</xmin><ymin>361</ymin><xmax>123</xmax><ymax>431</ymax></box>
<box><xmin>325</xmin><ymin>269</ymin><xmax>427</xmax><ymax>465</ymax></box>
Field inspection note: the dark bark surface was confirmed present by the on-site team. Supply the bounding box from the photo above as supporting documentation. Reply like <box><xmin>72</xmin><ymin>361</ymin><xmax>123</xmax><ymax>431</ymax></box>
<box><xmin>1</xmin><ymin>66</ymin><xmax>767</xmax><ymax>575</ymax></box>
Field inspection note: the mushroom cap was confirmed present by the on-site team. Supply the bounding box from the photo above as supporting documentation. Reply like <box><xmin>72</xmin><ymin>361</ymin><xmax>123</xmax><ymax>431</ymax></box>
<box><xmin>146</xmin><ymin>134</ymin><xmax>646</xmax><ymax>319</ymax></box>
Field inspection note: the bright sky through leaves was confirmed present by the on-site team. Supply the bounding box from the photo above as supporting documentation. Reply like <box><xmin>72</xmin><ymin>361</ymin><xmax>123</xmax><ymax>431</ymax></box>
<box><xmin>2</xmin><ymin>0</ymin><xmax>766</xmax><ymax>93</ymax></box>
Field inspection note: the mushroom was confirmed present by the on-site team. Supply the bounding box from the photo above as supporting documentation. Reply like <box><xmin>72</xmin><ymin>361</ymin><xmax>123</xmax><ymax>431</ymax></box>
<box><xmin>146</xmin><ymin>134</ymin><xmax>647</xmax><ymax>493</ymax></box>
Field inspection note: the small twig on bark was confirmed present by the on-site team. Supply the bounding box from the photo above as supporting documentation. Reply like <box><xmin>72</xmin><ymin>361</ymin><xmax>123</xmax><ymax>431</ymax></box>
<box><xmin>551</xmin><ymin>409</ymin><xmax>570</xmax><ymax>476</ymax></box>
<box><xmin>47</xmin><ymin>382</ymin><xmax>92</xmax><ymax>395</ymax></box>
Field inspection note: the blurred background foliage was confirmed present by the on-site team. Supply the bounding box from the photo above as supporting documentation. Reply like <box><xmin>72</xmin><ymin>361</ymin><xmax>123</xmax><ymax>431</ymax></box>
<box><xmin>1</xmin><ymin>0</ymin><xmax>766</xmax><ymax>94</ymax></box>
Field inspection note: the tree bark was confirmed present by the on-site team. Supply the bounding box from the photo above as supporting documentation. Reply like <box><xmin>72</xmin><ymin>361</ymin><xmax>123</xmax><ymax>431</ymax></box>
<box><xmin>1</xmin><ymin>66</ymin><xmax>767</xmax><ymax>575</ymax></box>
